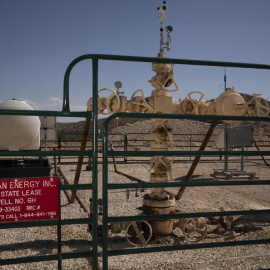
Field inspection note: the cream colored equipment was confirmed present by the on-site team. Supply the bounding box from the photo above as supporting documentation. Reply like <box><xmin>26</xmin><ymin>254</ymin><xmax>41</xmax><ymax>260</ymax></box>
<box><xmin>87</xmin><ymin>0</ymin><xmax>270</xmax><ymax>245</ymax></box>
<box><xmin>87</xmin><ymin>60</ymin><xmax>269</xmax><ymax>244</ymax></box>
<box><xmin>0</xmin><ymin>100</ymin><xmax>40</xmax><ymax>150</ymax></box>
<box><xmin>87</xmin><ymin>78</ymin><xmax>269</xmax><ymax>118</ymax></box>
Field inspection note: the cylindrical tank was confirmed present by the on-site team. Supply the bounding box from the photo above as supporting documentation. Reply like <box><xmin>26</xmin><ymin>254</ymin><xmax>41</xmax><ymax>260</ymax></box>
<box><xmin>0</xmin><ymin>99</ymin><xmax>40</xmax><ymax>150</ymax></box>
<box><xmin>215</xmin><ymin>88</ymin><xmax>246</xmax><ymax>116</ymax></box>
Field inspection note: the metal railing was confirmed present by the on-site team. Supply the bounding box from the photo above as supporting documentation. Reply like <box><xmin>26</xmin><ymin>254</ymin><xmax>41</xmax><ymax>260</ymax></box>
<box><xmin>102</xmin><ymin>113</ymin><xmax>270</xmax><ymax>270</ymax></box>
<box><xmin>55</xmin><ymin>130</ymin><xmax>270</xmax><ymax>164</ymax></box>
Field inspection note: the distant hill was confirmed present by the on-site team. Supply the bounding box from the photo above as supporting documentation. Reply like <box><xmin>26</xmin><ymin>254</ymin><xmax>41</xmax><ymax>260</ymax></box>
<box><xmin>56</xmin><ymin>117</ymin><xmax>145</xmax><ymax>141</ymax></box>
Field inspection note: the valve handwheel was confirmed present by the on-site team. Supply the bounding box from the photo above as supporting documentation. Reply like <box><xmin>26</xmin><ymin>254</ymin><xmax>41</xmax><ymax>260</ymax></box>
<box><xmin>125</xmin><ymin>220</ymin><xmax>153</xmax><ymax>246</ymax></box>
<box><xmin>130</xmin><ymin>89</ymin><xmax>156</xmax><ymax>113</ymax></box>
<box><xmin>187</xmin><ymin>91</ymin><xmax>204</xmax><ymax>103</ymax></box>
<box><xmin>161</xmin><ymin>63</ymin><xmax>179</xmax><ymax>92</ymax></box>
<box><xmin>248</xmin><ymin>94</ymin><xmax>270</xmax><ymax>117</ymax></box>
<box><xmin>188</xmin><ymin>91</ymin><xmax>204</xmax><ymax>113</ymax></box>
<box><xmin>182</xmin><ymin>218</ymin><xmax>207</xmax><ymax>243</ymax></box>
<box><xmin>98</xmin><ymin>88</ymin><xmax>121</xmax><ymax>115</ymax></box>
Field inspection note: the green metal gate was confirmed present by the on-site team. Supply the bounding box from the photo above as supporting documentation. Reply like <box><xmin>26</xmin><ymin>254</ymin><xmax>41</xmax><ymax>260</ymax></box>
<box><xmin>1</xmin><ymin>54</ymin><xmax>270</xmax><ymax>269</ymax></box>
<box><xmin>102</xmin><ymin>112</ymin><xmax>270</xmax><ymax>270</ymax></box>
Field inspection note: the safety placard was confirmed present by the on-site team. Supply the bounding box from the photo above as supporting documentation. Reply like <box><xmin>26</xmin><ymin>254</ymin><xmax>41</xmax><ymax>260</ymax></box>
<box><xmin>0</xmin><ymin>177</ymin><xmax>59</xmax><ymax>223</ymax></box>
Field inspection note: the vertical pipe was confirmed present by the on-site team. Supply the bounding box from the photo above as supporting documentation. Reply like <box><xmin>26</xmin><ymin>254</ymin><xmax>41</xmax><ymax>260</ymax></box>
<box><xmin>57</xmin><ymin>178</ymin><xmax>62</xmax><ymax>270</ymax></box>
<box><xmin>58</xmin><ymin>135</ymin><xmax>61</xmax><ymax>164</ymax></box>
<box><xmin>102</xmin><ymin>122</ymin><xmax>109</xmax><ymax>270</ymax></box>
<box><xmin>224</xmin><ymin>123</ymin><xmax>229</xmax><ymax>172</ymax></box>
<box><xmin>124</xmin><ymin>133</ymin><xmax>127</xmax><ymax>162</ymax></box>
<box><xmin>189</xmin><ymin>135</ymin><xmax>192</xmax><ymax>161</ymax></box>
<box><xmin>241</xmin><ymin>146</ymin><xmax>244</xmax><ymax>171</ymax></box>
<box><xmin>92</xmin><ymin>58</ymin><xmax>99</xmax><ymax>270</ymax></box>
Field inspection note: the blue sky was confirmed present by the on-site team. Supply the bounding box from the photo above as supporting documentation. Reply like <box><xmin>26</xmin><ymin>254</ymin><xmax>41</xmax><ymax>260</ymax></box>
<box><xmin>1</xmin><ymin>0</ymin><xmax>270</xmax><ymax>122</ymax></box>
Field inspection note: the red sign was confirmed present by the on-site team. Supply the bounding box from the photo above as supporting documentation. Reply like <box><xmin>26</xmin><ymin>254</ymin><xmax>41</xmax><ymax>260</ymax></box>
<box><xmin>0</xmin><ymin>177</ymin><xmax>59</xmax><ymax>223</ymax></box>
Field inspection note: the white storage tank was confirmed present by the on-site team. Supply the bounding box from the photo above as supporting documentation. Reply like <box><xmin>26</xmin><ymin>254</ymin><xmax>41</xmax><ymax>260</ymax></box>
<box><xmin>0</xmin><ymin>99</ymin><xmax>40</xmax><ymax>150</ymax></box>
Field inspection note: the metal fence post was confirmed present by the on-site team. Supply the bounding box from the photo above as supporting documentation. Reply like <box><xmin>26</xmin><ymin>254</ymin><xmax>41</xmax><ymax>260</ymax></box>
<box><xmin>124</xmin><ymin>133</ymin><xmax>128</xmax><ymax>162</ymax></box>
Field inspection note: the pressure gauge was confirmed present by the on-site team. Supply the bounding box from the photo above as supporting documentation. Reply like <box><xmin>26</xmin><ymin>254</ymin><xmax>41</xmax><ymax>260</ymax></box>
<box><xmin>114</xmin><ymin>81</ymin><xmax>122</xmax><ymax>89</ymax></box>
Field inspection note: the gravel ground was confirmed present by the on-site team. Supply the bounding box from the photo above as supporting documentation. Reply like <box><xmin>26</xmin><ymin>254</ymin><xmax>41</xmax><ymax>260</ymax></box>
<box><xmin>1</xmin><ymin>119</ymin><xmax>270</xmax><ymax>269</ymax></box>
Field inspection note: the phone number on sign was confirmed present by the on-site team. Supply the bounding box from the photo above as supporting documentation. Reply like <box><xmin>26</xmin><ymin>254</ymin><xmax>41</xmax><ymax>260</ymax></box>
<box><xmin>0</xmin><ymin>206</ymin><xmax>21</xmax><ymax>212</ymax></box>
